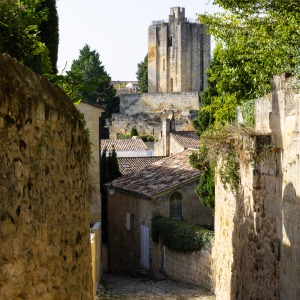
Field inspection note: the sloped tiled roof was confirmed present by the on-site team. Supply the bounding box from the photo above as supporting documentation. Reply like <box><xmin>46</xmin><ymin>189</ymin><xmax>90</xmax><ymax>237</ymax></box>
<box><xmin>118</xmin><ymin>156</ymin><xmax>165</xmax><ymax>175</ymax></box>
<box><xmin>110</xmin><ymin>150</ymin><xmax>200</xmax><ymax>198</ymax></box>
<box><xmin>101</xmin><ymin>139</ymin><xmax>148</xmax><ymax>151</ymax></box>
<box><xmin>171</xmin><ymin>131</ymin><xmax>199</xmax><ymax>149</ymax></box>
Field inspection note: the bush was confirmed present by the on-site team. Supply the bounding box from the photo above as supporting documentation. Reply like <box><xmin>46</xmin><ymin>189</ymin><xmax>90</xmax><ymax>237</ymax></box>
<box><xmin>151</xmin><ymin>216</ymin><xmax>214</xmax><ymax>252</ymax></box>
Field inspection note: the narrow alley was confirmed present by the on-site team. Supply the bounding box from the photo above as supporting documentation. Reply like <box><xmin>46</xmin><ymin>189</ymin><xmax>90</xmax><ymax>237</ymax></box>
<box><xmin>97</xmin><ymin>273</ymin><xmax>215</xmax><ymax>300</ymax></box>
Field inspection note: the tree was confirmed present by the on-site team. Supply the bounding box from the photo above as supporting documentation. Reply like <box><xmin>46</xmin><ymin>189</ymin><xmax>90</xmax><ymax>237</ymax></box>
<box><xmin>0</xmin><ymin>0</ymin><xmax>51</xmax><ymax>73</ymax></box>
<box><xmin>70</xmin><ymin>44</ymin><xmax>119</xmax><ymax>116</ymax></box>
<box><xmin>100</xmin><ymin>146</ymin><xmax>121</xmax><ymax>243</ymax></box>
<box><xmin>197</xmin><ymin>1</ymin><xmax>300</xmax><ymax>124</ymax></box>
<box><xmin>190</xmin><ymin>0</ymin><xmax>300</xmax><ymax>208</ymax></box>
<box><xmin>38</xmin><ymin>0</ymin><xmax>59</xmax><ymax>73</ymax></box>
<box><xmin>130</xmin><ymin>127</ymin><xmax>138</xmax><ymax>137</ymax></box>
<box><xmin>100</xmin><ymin>147</ymin><xmax>121</xmax><ymax>186</ymax></box>
<box><xmin>108</xmin><ymin>148</ymin><xmax>122</xmax><ymax>180</ymax></box>
<box><xmin>189</xmin><ymin>147</ymin><xmax>215</xmax><ymax>210</ymax></box>
<box><xmin>136</xmin><ymin>55</ymin><xmax>148</xmax><ymax>93</ymax></box>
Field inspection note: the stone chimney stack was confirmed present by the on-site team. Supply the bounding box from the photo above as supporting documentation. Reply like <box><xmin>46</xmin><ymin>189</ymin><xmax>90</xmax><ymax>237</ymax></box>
<box><xmin>162</xmin><ymin>118</ymin><xmax>171</xmax><ymax>156</ymax></box>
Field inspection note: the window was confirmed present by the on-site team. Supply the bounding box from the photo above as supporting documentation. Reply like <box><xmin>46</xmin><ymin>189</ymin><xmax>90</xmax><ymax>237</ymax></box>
<box><xmin>126</xmin><ymin>213</ymin><xmax>134</xmax><ymax>231</ymax></box>
<box><xmin>170</xmin><ymin>192</ymin><xmax>182</xmax><ymax>220</ymax></box>
<box><xmin>170</xmin><ymin>78</ymin><xmax>173</xmax><ymax>92</ymax></box>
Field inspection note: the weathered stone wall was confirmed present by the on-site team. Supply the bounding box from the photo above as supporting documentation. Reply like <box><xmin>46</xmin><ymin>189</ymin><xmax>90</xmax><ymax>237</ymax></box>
<box><xmin>0</xmin><ymin>54</ymin><xmax>93</xmax><ymax>299</ymax></box>
<box><xmin>148</xmin><ymin>7</ymin><xmax>210</xmax><ymax>93</ymax></box>
<box><xmin>214</xmin><ymin>74</ymin><xmax>300</xmax><ymax>300</ymax></box>
<box><xmin>109</xmin><ymin>111</ymin><xmax>197</xmax><ymax>140</ymax></box>
<box><xmin>77</xmin><ymin>101</ymin><xmax>104</xmax><ymax>224</ymax></box>
<box><xmin>164</xmin><ymin>244</ymin><xmax>215</xmax><ymax>290</ymax></box>
<box><xmin>119</xmin><ymin>92</ymin><xmax>200</xmax><ymax>115</ymax></box>
<box><xmin>109</xmin><ymin>91</ymin><xmax>199</xmax><ymax>139</ymax></box>
<box><xmin>108</xmin><ymin>191</ymin><xmax>153</xmax><ymax>274</ymax></box>
<box><xmin>152</xmin><ymin>181</ymin><xmax>214</xmax><ymax>226</ymax></box>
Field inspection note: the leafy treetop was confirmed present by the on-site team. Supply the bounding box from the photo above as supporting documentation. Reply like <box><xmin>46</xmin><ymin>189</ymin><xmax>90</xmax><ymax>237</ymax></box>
<box><xmin>0</xmin><ymin>0</ymin><xmax>51</xmax><ymax>73</ymax></box>
<box><xmin>70</xmin><ymin>44</ymin><xmax>120</xmax><ymax>116</ymax></box>
<box><xmin>136</xmin><ymin>55</ymin><xmax>148</xmax><ymax>93</ymax></box>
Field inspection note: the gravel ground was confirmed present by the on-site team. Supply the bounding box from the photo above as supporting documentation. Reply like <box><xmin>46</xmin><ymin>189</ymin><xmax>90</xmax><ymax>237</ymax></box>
<box><xmin>96</xmin><ymin>273</ymin><xmax>216</xmax><ymax>300</ymax></box>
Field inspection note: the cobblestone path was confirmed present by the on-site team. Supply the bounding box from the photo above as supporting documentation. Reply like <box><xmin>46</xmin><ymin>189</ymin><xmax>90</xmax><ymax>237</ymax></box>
<box><xmin>97</xmin><ymin>273</ymin><xmax>216</xmax><ymax>300</ymax></box>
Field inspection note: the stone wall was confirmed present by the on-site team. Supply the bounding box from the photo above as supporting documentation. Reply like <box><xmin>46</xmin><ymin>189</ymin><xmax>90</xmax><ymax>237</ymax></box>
<box><xmin>0</xmin><ymin>54</ymin><xmax>93</xmax><ymax>299</ymax></box>
<box><xmin>77</xmin><ymin>101</ymin><xmax>104</xmax><ymax>224</ymax></box>
<box><xmin>119</xmin><ymin>92</ymin><xmax>200</xmax><ymax>115</ymax></box>
<box><xmin>164</xmin><ymin>244</ymin><xmax>215</xmax><ymax>290</ymax></box>
<box><xmin>152</xmin><ymin>181</ymin><xmax>214</xmax><ymax>226</ymax></box>
<box><xmin>214</xmin><ymin>74</ymin><xmax>300</xmax><ymax>300</ymax></box>
<box><xmin>108</xmin><ymin>191</ymin><xmax>153</xmax><ymax>274</ymax></box>
<box><xmin>148</xmin><ymin>7</ymin><xmax>210</xmax><ymax>93</ymax></box>
<box><xmin>109</xmin><ymin>91</ymin><xmax>199</xmax><ymax>139</ymax></box>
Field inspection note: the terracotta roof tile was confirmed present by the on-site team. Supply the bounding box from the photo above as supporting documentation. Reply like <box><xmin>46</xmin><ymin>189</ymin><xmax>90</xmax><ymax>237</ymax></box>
<box><xmin>171</xmin><ymin>131</ymin><xmax>199</xmax><ymax>149</ymax></box>
<box><xmin>101</xmin><ymin>139</ymin><xmax>148</xmax><ymax>151</ymax></box>
<box><xmin>110</xmin><ymin>150</ymin><xmax>200</xmax><ymax>198</ymax></box>
<box><xmin>118</xmin><ymin>156</ymin><xmax>165</xmax><ymax>175</ymax></box>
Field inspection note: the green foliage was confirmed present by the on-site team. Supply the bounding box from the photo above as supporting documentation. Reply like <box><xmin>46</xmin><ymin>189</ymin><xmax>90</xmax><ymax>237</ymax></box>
<box><xmin>191</xmin><ymin>0</ymin><xmax>299</xmax><ymax>200</ymax></box>
<box><xmin>219</xmin><ymin>149</ymin><xmax>240</xmax><ymax>192</ymax></box>
<box><xmin>129</xmin><ymin>127</ymin><xmax>138</xmax><ymax>137</ymax></box>
<box><xmin>100</xmin><ymin>147</ymin><xmax>121</xmax><ymax>186</ymax></box>
<box><xmin>108</xmin><ymin>148</ymin><xmax>122</xmax><ymax>180</ymax></box>
<box><xmin>70</xmin><ymin>44</ymin><xmax>120</xmax><ymax>116</ymax></box>
<box><xmin>197</xmin><ymin>1</ymin><xmax>300</xmax><ymax>124</ymax></box>
<box><xmin>189</xmin><ymin>147</ymin><xmax>215</xmax><ymax>209</ymax></box>
<box><xmin>200</xmin><ymin>124</ymin><xmax>257</xmax><ymax>193</ymax></box>
<box><xmin>240</xmin><ymin>99</ymin><xmax>255</xmax><ymax>127</ymax></box>
<box><xmin>44</xmin><ymin>70</ymin><xmax>85</xmax><ymax>103</ymax></box>
<box><xmin>38</xmin><ymin>0</ymin><xmax>59</xmax><ymax>73</ymax></box>
<box><xmin>136</xmin><ymin>55</ymin><xmax>148</xmax><ymax>93</ymax></box>
<box><xmin>0</xmin><ymin>0</ymin><xmax>51</xmax><ymax>73</ymax></box>
<box><xmin>139</xmin><ymin>135</ymin><xmax>155</xmax><ymax>142</ymax></box>
<box><xmin>151</xmin><ymin>216</ymin><xmax>214</xmax><ymax>252</ymax></box>
<box><xmin>195</xmin><ymin>166</ymin><xmax>215</xmax><ymax>209</ymax></box>
<box><xmin>117</xmin><ymin>133</ymin><xmax>131</xmax><ymax>139</ymax></box>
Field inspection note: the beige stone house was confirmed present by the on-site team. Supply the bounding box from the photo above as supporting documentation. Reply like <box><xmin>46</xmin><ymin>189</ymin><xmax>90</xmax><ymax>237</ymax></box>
<box><xmin>77</xmin><ymin>100</ymin><xmax>105</xmax><ymax>296</ymax></box>
<box><xmin>107</xmin><ymin>150</ymin><xmax>213</xmax><ymax>275</ymax></box>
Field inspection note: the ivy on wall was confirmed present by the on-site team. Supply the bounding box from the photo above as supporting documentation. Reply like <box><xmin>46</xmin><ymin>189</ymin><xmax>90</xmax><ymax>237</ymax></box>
<box><xmin>151</xmin><ymin>216</ymin><xmax>214</xmax><ymax>252</ymax></box>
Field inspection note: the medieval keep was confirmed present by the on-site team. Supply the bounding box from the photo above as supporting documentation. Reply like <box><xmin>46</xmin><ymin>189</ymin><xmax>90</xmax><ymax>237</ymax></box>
<box><xmin>148</xmin><ymin>7</ymin><xmax>211</xmax><ymax>93</ymax></box>
<box><xmin>108</xmin><ymin>7</ymin><xmax>211</xmax><ymax>139</ymax></box>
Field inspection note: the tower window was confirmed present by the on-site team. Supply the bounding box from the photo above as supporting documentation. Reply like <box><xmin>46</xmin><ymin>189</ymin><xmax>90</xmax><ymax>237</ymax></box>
<box><xmin>168</xmin><ymin>36</ymin><xmax>172</xmax><ymax>47</ymax></box>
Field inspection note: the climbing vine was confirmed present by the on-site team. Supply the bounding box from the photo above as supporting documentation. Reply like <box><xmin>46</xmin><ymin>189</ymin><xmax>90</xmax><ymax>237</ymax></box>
<box><xmin>199</xmin><ymin>123</ymin><xmax>281</xmax><ymax>193</ymax></box>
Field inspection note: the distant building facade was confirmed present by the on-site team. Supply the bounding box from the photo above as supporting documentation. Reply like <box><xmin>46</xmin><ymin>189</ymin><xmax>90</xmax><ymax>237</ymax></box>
<box><xmin>108</xmin><ymin>7</ymin><xmax>211</xmax><ymax>139</ymax></box>
<box><xmin>148</xmin><ymin>7</ymin><xmax>211</xmax><ymax>93</ymax></box>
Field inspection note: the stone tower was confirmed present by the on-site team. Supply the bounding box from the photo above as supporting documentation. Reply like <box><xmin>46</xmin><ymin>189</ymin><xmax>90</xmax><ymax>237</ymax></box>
<box><xmin>148</xmin><ymin>7</ymin><xmax>211</xmax><ymax>93</ymax></box>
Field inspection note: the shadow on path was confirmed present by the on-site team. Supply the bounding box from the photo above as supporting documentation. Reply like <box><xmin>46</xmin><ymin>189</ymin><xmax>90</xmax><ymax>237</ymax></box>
<box><xmin>97</xmin><ymin>273</ymin><xmax>215</xmax><ymax>300</ymax></box>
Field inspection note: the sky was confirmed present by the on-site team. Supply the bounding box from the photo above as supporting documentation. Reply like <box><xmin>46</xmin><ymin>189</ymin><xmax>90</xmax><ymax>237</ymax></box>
<box><xmin>57</xmin><ymin>0</ymin><xmax>221</xmax><ymax>81</ymax></box>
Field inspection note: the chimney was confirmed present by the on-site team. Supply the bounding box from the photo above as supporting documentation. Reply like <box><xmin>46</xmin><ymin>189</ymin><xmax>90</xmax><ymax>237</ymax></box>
<box><xmin>162</xmin><ymin>118</ymin><xmax>171</xmax><ymax>156</ymax></box>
